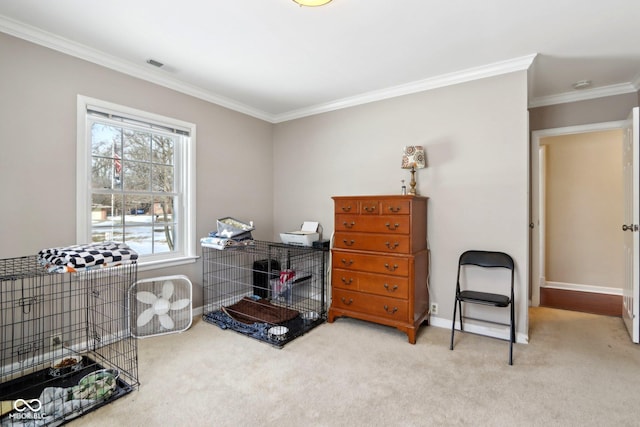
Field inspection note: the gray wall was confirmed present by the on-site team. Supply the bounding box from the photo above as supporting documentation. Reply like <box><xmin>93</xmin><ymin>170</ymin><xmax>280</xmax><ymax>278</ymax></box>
<box><xmin>0</xmin><ymin>33</ymin><xmax>274</xmax><ymax>307</ymax></box>
<box><xmin>274</xmin><ymin>71</ymin><xmax>531</xmax><ymax>339</ymax></box>
<box><xmin>2</xmin><ymin>32</ymin><xmax>531</xmax><ymax>339</ymax></box>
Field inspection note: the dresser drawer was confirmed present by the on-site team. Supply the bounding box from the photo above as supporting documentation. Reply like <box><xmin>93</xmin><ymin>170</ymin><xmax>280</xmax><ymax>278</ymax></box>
<box><xmin>332</xmin><ymin>268</ymin><xmax>409</xmax><ymax>299</ymax></box>
<box><xmin>335</xmin><ymin>214</ymin><xmax>410</xmax><ymax>234</ymax></box>
<box><xmin>359</xmin><ymin>200</ymin><xmax>380</xmax><ymax>215</ymax></box>
<box><xmin>334</xmin><ymin>232</ymin><xmax>410</xmax><ymax>253</ymax></box>
<box><xmin>332</xmin><ymin>250</ymin><xmax>409</xmax><ymax>276</ymax></box>
<box><xmin>381</xmin><ymin>199</ymin><xmax>411</xmax><ymax>215</ymax></box>
<box><xmin>332</xmin><ymin>289</ymin><xmax>409</xmax><ymax>321</ymax></box>
<box><xmin>335</xmin><ymin>198</ymin><xmax>359</xmax><ymax>214</ymax></box>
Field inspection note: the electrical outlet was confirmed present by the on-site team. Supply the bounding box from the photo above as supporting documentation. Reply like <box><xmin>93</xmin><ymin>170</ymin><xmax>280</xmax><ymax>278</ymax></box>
<box><xmin>430</xmin><ymin>302</ymin><xmax>438</xmax><ymax>315</ymax></box>
<box><xmin>50</xmin><ymin>335</ymin><xmax>62</xmax><ymax>351</ymax></box>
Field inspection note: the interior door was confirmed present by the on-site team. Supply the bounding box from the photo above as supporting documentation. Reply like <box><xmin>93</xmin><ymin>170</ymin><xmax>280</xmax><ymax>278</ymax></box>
<box><xmin>623</xmin><ymin>107</ymin><xmax>639</xmax><ymax>343</ymax></box>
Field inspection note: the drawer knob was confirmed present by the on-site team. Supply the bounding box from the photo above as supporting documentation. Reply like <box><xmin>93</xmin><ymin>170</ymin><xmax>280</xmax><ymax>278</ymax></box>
<box><xmin>384</xmin><ymin>263</ymin><xmax>398</xmax><ymax>272</ymax></box>
<box><xmin>383</xmin><ymin>283</ymin><xmax>398</xmax><ymax>292</ymax></box>
<box><xmin>341</xmin><ymin>297</ymin><xmax>354</xmax><ymax>305</ymax></box>
<box><xmin>363</xmin><ymin>205</ymin><xmax>377</xmax><ymax>213</ymax></box>
<box><xmin>341</xmin><ymin>205</ymin><xmax>352</xmax><ymax>212</ymax></box>
<box><xmin>341</xmin><ymin>277</ymin><xmax>353</xmax><ymax>285</ymax></box>
<box><xmin>388</xmin><ymin>206</ymin><xmax>402</xmax><ymax>213</ymax></box>
<box><xmin>385</xmin><ymin>241</ymin><xmax>400</xmax><ymax>250</ymax></box>
<box><xmin>343</xmin><ymin>221</ymin><xmax>355</xmax><ymax>229</ymax></box>
<box><xmin>343</xmin><ymin>239</ymin><xmax>355</xmax><ymax>246</ymax></box>
<box><xmin>385</xmin><ymin>222</ymin><xmax>400</xmax><ymax>230</ymax></box>
<box><xmin>383</xmin><ymin>305</ymin><xmax>398</xmax><ymax>314</ymax></box>
<box><xmin>341</xmin><ymin>258</ymin><xmax>354</xmax><ymax>266</ymax></box>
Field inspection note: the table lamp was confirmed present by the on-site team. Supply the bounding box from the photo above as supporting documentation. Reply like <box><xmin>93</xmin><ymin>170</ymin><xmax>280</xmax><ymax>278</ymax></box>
<box><xmin>401</xmin><ymin>146</ymin><xmax>426</xmax><ymax>195</ymax></box>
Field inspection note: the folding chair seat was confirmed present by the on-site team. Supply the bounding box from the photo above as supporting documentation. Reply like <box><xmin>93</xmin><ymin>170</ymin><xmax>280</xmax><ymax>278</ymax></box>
<box><xmin>449</xmin><ymin>250</ymin><xmax>515</xmax><ymax>365</ymax></box>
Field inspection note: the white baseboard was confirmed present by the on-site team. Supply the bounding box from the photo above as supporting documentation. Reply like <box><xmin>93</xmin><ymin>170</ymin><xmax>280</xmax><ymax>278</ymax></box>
<box><xmin>190</xmin><ymin>306</ymin><xmax>530</xmax><ymax>344</ymax></box>
<box><xmin>542</xmin><ymin>281</ymin><xmax>622</xmax><ymax>296</ymax></box>
<box><xmin>430</xmin><ymin>315</ymin><xmax>528</xmax><ymax>344</ymax></box>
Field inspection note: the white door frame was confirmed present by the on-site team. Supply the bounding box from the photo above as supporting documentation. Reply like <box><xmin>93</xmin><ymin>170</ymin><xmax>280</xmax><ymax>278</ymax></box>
<box><xmin>530</xmin><ymin>120</ymin><xmax>626</xmax><ymax>307</ymax></box>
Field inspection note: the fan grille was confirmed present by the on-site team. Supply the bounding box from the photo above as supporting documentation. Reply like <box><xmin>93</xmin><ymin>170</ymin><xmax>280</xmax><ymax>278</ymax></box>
<box><xmin>129</xmin><ymin>275</ymin><xmax>192</xmax><ymax>338</ymax></box>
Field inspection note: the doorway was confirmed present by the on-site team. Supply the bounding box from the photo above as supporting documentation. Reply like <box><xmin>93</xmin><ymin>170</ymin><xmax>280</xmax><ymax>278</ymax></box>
<box><xmin>531</xmin><ymin>121</ymin><xmax>626</xmax><ymax>315</ymax></box>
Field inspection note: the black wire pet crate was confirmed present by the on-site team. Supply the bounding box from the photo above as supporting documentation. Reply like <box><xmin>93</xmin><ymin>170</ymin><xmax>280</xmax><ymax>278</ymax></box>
<box><xmin>202</xmin><ymin>241</ymin><xmax>327</xmax><ymax>347</ymax></box>
<box><xmin>0</xmin><ymin>255</ymin><xmax>139</xmax><ymax>426</ymax></box>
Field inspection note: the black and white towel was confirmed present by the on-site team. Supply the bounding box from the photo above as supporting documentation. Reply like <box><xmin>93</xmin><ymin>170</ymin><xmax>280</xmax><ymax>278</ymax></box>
<box><xmin>38</xmin><ymin>242</ymin><xmax>138</xmax><ymax>273</ymax></box>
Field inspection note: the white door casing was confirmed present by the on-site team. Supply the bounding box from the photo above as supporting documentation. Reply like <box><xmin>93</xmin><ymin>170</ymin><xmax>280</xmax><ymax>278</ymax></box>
<box><xmin>530</xmin><ymin>121</ymin><xmax>625</xmax><ymax>308</ymax></box>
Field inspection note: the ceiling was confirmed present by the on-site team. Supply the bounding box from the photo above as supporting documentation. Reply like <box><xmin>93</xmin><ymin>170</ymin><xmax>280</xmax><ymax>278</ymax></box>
<box><xmin>1</xmin><ymin>0</ymin><xmax>639</xmax><ymax>123</ymax></box>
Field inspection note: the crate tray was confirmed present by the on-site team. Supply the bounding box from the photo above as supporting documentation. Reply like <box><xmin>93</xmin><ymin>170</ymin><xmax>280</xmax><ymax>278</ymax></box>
<box><xmin>0</xmin><ymin>358</ymin><xmax>134</xmax><ymax>426</ymax></box>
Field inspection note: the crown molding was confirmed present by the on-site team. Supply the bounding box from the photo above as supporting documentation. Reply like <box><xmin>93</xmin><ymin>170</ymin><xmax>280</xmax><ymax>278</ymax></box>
<box><xmin>2</xmin><ymin>15</ymin><xmax>539</xmax><ymax>124</ymax></box>
<box><xmin>1</xmin><ymin>14</ymin><xmax>535</xmax><ymax>124</ymax></box>
<box><xmin>3</xmin><ymin>14</ymin><xmax>637</xmax><ymax>123</ymax></box>
<box><xmin>528</xmin><ymin>81</ymin><xmax>638</xmax><ymax>108</ymax></box>
<box><xmin>274</xmin><ymin>54</ymin><xmax>537</xmax><ymax>123</ymax></box>
<box><xmin>0</xmin><ymin>15</ymin><xmax>275</xmax><ymax>122</ymax></box>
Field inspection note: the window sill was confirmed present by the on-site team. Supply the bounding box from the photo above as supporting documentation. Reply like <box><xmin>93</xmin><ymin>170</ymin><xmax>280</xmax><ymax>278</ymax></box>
<box><xmin>136</xmin><ymin>255</ymin><xmax>199</xmax><ymax>272</ymax></box>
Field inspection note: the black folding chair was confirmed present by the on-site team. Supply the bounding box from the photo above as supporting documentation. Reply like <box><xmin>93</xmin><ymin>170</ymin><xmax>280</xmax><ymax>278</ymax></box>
<box><xmin>449</xmin><ymin>250</ymin><xmax>515</xmax><ymax>365</ymax></box>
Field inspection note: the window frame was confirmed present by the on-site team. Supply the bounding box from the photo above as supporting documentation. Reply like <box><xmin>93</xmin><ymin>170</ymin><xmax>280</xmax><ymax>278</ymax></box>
<box><xmin>77</xmin><ymin>95</ymin><xmax>197</xmax><ymax>270</ymax></box>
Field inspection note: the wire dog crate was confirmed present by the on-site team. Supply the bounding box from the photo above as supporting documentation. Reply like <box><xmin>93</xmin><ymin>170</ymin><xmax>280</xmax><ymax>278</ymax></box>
<box><xmin>202</xmin><ymin>241</ymin><xmax>327</xmax><ymax>347</ymax></box>
<box><xmin>0</xmin><ymin>255</ymin><xmax>138</xmax><ymax>426</ymax></box>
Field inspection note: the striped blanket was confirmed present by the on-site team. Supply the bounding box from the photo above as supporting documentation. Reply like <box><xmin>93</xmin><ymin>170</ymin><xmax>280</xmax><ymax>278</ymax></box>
<box><xmin>38</xmin><ymin>242</ymin><xmax>138</xmax><ymax>273</ymax></box>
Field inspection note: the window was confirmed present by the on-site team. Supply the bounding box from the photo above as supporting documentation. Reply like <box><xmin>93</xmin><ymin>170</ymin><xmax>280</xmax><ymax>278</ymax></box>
<box><xmin>77</xmin><ymin>96</ymin><xmax>196</xmax><ymax>268</ymax></box>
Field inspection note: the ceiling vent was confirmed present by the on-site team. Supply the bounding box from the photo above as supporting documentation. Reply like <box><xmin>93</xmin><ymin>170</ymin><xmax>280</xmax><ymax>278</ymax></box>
<box><xmin>572</xmin><ymin>80</ymin><xmax>592</xmax><ymax>90</ymax></box>
<box><xmin>146</xmin><ymin>59</ymin><xmax>164</xmax><ymax>68</ymax></box>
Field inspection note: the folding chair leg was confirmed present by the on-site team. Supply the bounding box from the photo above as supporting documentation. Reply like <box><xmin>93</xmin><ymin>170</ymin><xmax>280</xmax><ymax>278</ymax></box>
<box><xmin>508</xmin><ymin>304</ymin><xmax>515</xmax><ymax>365</ymax></box>
<box><xmin>450</xmin><ymin>298</ymin><xmax>458</xmax><ymax>350</ymax></box>
<box><xmin>509</xmin><ymin>339</ymin><xmax>514</xmax><ymax>364</ymax></box>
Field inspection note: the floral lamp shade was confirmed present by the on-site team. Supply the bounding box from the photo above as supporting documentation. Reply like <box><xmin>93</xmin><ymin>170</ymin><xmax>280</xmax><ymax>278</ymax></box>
<box><xmin>401</xmin><ymin>146</ymin><xmax>426</xmax><ymax>170</ymax></box>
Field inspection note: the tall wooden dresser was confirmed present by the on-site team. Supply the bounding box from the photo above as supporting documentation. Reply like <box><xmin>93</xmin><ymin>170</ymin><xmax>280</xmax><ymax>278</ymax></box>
<box><xmin>328</xmin><ymin>195</ymin><xmax>429</xmax><ymax>344</ymax></box>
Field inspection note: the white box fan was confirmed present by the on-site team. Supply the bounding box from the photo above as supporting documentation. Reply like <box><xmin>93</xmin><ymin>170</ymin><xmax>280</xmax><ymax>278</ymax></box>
<box><xmin>129</xmin><ymin>275</ymin><xmax>193</xmax><ymax>338</ymax></box>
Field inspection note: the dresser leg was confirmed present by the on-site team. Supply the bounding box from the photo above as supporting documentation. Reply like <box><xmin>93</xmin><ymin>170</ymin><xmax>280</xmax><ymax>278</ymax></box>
<box><xmin>406</xmin><ymin>329</ymin><xmax>417</xmax><ymax>344</ymax></box>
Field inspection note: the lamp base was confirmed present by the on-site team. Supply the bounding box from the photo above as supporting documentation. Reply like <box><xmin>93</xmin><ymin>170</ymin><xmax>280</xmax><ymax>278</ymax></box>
<box><xmin>409</xmin><ymin>167</ymin><xmax>417</xmax><ymax>195</ymax></box>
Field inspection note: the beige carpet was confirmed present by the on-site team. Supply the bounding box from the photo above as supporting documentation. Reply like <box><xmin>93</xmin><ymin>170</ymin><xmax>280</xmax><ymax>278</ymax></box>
<box><xmin>73</xmin><ymin>307</ymin><xmax>640</xmax><ymax>426</ymax></box>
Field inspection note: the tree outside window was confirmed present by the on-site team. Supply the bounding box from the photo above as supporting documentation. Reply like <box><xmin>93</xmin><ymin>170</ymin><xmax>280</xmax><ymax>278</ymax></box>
<box><xmin>90</xmin><ymin>122</ymin><xmax>178</xmax><ymax>256</ymax></box>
